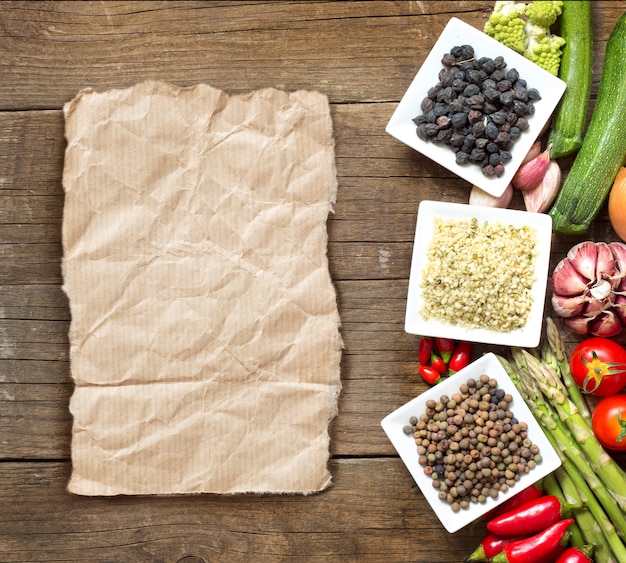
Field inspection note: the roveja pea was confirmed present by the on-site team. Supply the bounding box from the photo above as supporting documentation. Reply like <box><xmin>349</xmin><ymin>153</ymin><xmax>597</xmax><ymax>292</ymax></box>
<box><xmin>413</xmin><ymin>45</ymin><xmax>541</xmax><ymax>178</ymax></box>
<box><xmin>404</xmin><ymin>374</ymin><xmax>542</xmax><ymax>512</ymax></box>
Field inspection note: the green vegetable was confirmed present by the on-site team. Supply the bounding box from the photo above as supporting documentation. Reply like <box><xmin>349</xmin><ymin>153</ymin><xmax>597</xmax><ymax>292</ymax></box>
<box><xmin>525</xmin><ymin>0</ymin><xmax>562</xmax><ymax>28</ymax></box>
<box><xmin>484</xmin><ymin>1</ymin><xmax>528</xmax><ymax>53</ymax></box>
<box><xmin>552</xmin><ymin>467</ymin><xmax>614</xmax><ymax>563</ymax></box>
<box><xmin>497</xmin><ymin>351</ymin><xmax>626</xmax><ymax>563</ymax></box>
<box><xmin>484</xmin><ymin>0</ymin><xmax>565</xmax><ymax>75</ymax></box>
<box><xmin>542</xmin><ymin>318</ymin><xmax>590</xmax><ymax>421</ymax></box>
<box><xmin>523</xmin><ymin>1</ymin><xmax>566</xmax><ymax>75</ymax></box>
<box><xmin>549</xmin><ymin>12</ymin><xmax>626</xmax><ymax>234</ymax></box>
<box><xmin>546</xmin><ymin>1</ymin><xmax>593</xmax><ymax>158</ymax></box>
<box><xmin>541</xmin><ymin>472</ymin><xmax>585</xmax><ymax>549</ymax></box>
<box><xmin>518</xmin><ymin>350</ymin><xmax>626</xmax><ymax>515</ymax></box>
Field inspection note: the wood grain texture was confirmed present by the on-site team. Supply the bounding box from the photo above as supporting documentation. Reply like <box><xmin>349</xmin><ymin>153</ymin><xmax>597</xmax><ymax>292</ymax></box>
<box><xmin>0</xmin><ymin>459</ymin><xmax>487</xmax><ymax>562</ymax></box>
<box><xmin>1</xmin><ymin>1</ymin><xmax>625</xmax><ymax>560</ymax></box>
<box><xmin>0</xmin><ymin>1</ymin><xmax>495</xmax><ymax>109</ymax></box>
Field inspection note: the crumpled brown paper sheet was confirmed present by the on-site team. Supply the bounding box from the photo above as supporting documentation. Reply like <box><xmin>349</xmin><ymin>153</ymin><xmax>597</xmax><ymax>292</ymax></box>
<box><xmin>61</xmin><ymin>80</ymin><xmax>342</xmax><ymax>496</ymax></box>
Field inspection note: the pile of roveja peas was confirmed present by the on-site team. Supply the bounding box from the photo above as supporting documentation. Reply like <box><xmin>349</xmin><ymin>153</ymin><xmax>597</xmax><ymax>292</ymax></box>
<box><xmin>414</xmin><ymin>45</ymin><xmax>541</xmax><ymax>178</ymax></box>
<box><xmin>403</xmin><ymin>374</ymin><xmax>542</xmax><ymax>512</ymax></box>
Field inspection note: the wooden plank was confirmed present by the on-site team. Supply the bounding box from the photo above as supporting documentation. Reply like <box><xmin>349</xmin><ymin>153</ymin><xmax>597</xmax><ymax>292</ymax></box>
<box><xmin>0</xmin><ymin>110</ymin><xmax>66</xmax><ymax>194</ymax></box>
<box><xmin>0</xmin><ymin>318</ymin><xmax>68</xmax><ymax>360</ymax></box>
<box><xmin>0</xmin><ymin>459</ymin><xmax>487</xmax><ymax>562</ymax></box>
<box><xmin>0</xmin><ymin>1</ymin><xmax>495</xmax><ymax>109</ymax></box>
<box><xmin>0</xmin><ymin>1</ymin><xmax>621</xmax><ymax>110</ymax></box>
<box><xmin>0</xmin><ymin>284</ymin><xmax>69</xmax><ymax>321</ymax></box>
<box><xmin>0</xmin><ymin>243</ymin><xmax>63</xmax><ymax>284</ymax></box>
<box><xmin>0</xmin><ymin>383</ymin><xmax>72</xmax><ymax>459</ymax></box>
<box><xmin>0</xmin><ymin>358</ymin><xmax>70</xmax><ymax>384</ymax></box>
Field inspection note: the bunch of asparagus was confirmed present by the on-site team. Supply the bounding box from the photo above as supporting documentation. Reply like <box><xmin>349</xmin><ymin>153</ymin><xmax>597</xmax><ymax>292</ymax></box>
<box><xmin>497</xmin><ymin>318</ymin><xmax>626</xmax><ymax>563</ymax></box>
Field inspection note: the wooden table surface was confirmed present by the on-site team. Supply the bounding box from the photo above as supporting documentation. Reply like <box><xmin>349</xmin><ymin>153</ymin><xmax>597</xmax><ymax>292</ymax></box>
<box><xmin>1</xmin><ymin>2</ymin><xmax>625</xmax><ymax>562</ymax></box>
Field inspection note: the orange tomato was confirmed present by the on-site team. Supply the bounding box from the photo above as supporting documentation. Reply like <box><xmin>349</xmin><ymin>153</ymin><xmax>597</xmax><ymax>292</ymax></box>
<box><xmin>608</xmin><ymin>166</ymin><xmax>626</xmax><ymax>241</ymax></box>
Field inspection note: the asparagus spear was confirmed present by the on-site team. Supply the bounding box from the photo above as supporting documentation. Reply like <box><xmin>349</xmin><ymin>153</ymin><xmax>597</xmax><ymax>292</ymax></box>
<box><xmin>555</xmin><ymin>466</ymin><xmax>617</xmax><ymax>563</ymax></box>
<box><xmin>544</xmin><ymin>317</ymin><xmax>592</xmax><ymax>421</ymax></box>
<box><xmin>542</xmin><ymin>471</ymin><xmax>586</xmax><ymax>548</ymax></box>
<box><xmin>545</xmin><ymin>426</ymin><xmax>626</xmax><ymax>562</ymax></box>
<box><xmin>521</xmin><ymin>350</ymin><xmax>626</xmax><ymax>512</ymax></box>
<box><xmin>498</xmin><ymin>354</ymin><xmax>626</xmax><ymax>554</ymax></box>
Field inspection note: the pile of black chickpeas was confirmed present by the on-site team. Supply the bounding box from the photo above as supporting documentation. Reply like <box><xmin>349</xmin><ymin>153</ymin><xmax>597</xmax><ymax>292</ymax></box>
<box><xmin>403</xmin><ymin>374</ymin><xmax>542</xmax><ymax>512</ymax></box>
<box><xmin>414</xmin><ymin>44</ymin><xmax>541</xmax><ymax>178</ymax></box>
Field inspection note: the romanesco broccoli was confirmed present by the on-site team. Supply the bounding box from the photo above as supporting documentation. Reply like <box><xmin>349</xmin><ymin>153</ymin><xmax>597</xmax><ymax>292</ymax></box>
<box><xmin>483</xmin><ymin>1</ymin><xmax>528</xmax><ymax>54</ymax></box>
<box><xmin>484</xmin><ymin>0</ymin><xmax>565</xmax><ymax>75</ymax></box>
<box><xmin>525</xmin><ymin>0</ymin><xmax>563</xmax><ymax>28</ymax></box>
<box><xmin>523</xmin><ymin>21</ymin><xmax>566</xmax><ymax>75</ymax></box>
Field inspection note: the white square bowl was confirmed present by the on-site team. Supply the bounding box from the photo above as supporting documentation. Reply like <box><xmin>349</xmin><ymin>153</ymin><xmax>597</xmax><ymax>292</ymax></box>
<box><xmin>405</xmin><ymin>200</ymin><xmax>552</xmax><ymax>348</ymax></box>
<box><xmin>381</xmin><ymin>353</ymin><xmax>561</xmax><ymax>533</ymax></box>
<box><xmin>386</xmin><ymin>17</ymin><xmax>566</xmax><ymax>197</ymax></box>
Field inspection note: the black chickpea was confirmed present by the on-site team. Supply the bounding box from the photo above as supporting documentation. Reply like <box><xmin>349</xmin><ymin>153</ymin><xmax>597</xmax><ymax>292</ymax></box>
<box><xmin>413</xmin><ymin>44</ymin><xmax>541</xmax><ymax>177</ymax></box>
<box><xmin>406</xmin><ymin>374</ymin><xmax>542</xmax><ymax>512</ymax></box>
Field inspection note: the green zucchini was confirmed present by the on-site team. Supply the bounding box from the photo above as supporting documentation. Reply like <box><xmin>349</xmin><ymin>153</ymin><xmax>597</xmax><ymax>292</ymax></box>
<box><xmin>546</xmin><ymin>0</ymin><xmax>593</xmax><ymax>158</ymax></box>
<box><xmin>549</xmin><ymin>11</ymin><xmax>626</xmax><ymax>235</ymax></box>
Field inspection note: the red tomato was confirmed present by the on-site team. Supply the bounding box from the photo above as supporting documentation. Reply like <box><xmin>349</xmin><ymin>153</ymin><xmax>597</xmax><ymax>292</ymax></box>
<box><xmin>592</xmin><ymin>394</ymin><xmax>626</xmax><ymax>452</ymax></box>
<box><xmin>569</xmin><ymin>337</ymin><xmax>626</xmax><ymax>396</ymax></box>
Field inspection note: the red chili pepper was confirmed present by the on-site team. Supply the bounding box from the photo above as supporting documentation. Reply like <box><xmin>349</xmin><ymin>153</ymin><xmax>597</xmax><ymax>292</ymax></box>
<box><xmin>434</xmin><ymin>337</ymin><xmax>455</xmax><ymax>363</ymax></box>
<box><xmin>430</xmin><ymin>353</ymin><xmax>447</xmax><ymax>375</ymax></box>
<box><xmin>485</xmin><ymin>483</ymin><xmax>544</xmax><ymax>520</ymax></box>
<box><xmin>487</xmin><ymin>495</ymin><xmax>575</xmax><ymax>537</ymax></box>
<box><xmin>418</xmin><ymin>336</ymin><xmax>433</xmax><ymax>365</ymax></box>
<box><xmin>555</xmin><ymin>545</ymin><xmax>594</xmax><ymax>563</ymax></box>
<box><xmin>463</xmin><ymin>533</ymin><xmax>525</xmax><ymax>562</ymax></box>
<box><xmin>490</xmin><ymin>519</ymin><xmax>574</xmax><ymax>563</ymax></box>
<box><xmin>449</xmin><ymin>340</ymin><xmax>473</xmax><ymax>373</ymax></box>
<box><xmin>418</xmin><ymin>365</ymin><xmax>441</xmax><ymax>385</ymax></box>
